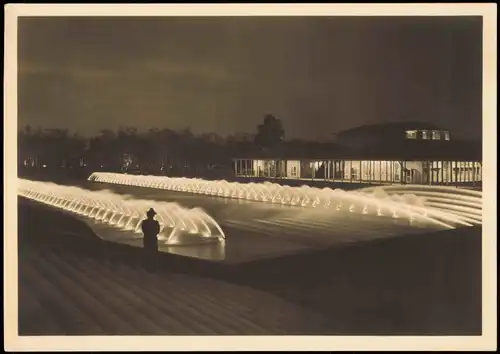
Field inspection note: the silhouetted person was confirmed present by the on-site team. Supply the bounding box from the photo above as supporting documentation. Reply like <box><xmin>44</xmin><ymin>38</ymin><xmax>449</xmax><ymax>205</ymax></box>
<box><xmin>141</xmin><ymin>208</ymin><xmax>160</xmax><ymax>272</ymax></box>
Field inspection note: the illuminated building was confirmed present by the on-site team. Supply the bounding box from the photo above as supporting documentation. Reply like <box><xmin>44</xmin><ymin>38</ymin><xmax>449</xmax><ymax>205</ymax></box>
<box><xmin>233</xmin><ymin>122</ymin><xmax>482</xmax><ymax>186</ymax></box>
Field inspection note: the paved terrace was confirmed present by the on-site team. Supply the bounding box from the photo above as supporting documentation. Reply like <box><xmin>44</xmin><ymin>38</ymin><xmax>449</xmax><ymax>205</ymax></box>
<box><xmin>17</xmin><ymin>198</ymin><xmax>482</xmax><ymax>335</ymax></box>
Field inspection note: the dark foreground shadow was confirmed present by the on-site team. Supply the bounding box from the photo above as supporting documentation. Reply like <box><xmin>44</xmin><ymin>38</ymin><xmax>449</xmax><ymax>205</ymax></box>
<box><xmin>17</xmin><ymin>197</ymin><xmax>482</xmax><ymax>335</ymax></box>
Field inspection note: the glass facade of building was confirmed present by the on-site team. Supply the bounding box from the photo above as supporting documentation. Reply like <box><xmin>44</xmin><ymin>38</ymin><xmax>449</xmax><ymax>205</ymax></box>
<box><xmin>233</xmin><ymin>159</ymin><xmax>482</xmax><ymax>185</ymax></box>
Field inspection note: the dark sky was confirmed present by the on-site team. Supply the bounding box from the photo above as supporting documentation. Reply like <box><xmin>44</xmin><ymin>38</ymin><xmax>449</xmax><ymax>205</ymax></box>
<box><xmin>18</xmin><ymin>16</ymin><xmax>482</xmax><ymax>141</ymax></box>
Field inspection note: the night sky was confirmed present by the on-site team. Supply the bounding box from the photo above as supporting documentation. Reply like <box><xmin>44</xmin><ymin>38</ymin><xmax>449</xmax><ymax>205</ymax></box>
<box><xmin>18</xmin><ymin>16</ymin><xmax>482</xmax><ymax>141</ymax></box>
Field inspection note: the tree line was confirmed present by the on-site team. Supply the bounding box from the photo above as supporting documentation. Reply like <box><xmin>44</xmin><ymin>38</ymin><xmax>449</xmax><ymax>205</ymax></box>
<box><xmin>18</xmin><ymin>114</ymin><xmax>289</xmax><ymax>179</ymax></box>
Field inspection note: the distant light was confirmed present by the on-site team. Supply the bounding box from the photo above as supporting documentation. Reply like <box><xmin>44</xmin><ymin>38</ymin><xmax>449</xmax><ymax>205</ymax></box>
<box><xmin>405</xmin><ymin>130</ymin><xmax>418</xmax><ymax>139</ymax></box>
<box><xmin>42</xmin><ymin>164</ymin><xmax>47</xmax><ymax>168</ymax></box>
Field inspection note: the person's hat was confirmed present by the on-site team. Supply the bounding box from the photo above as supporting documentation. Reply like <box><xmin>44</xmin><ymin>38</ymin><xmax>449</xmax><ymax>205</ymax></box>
<box><xmin>146</xmin><ymin>208</ymin><xmax>157</xmax><ymax>216</ymax></box>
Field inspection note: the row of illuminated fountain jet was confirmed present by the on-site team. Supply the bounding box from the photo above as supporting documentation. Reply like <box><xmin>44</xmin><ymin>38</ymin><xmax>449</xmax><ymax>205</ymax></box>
<box><xmin>88</xmin><ymin>172</ymin><xmax>482</xmax><ymax>229</ymax></box>
<box><xmin>18</xmin><ymin>178</ymin><xmax>226</xmax><ymax>245</ymax></box>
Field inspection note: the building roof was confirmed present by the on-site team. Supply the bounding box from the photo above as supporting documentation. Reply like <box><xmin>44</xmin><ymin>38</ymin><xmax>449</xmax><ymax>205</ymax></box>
<box><xmin>335</xmin><ymin>121</ymin><xmax>445</xmax><ymax>138</ymax></box>
<box><xmin>233</xmin><ymin>122</ymin><xmax>480</xmax><ymax>161</ymax></box>
<box><xmin>234</xmin><ymin>139</ymin><xmax>482</xmax><ymax>161</ymax></box>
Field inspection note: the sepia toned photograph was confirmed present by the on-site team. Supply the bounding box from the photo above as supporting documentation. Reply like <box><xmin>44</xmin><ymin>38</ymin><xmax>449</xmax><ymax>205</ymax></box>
<box><xmin>4</xmin><ymin>3</ymin><xmax>497</xmax><ymax>352</ymax></box>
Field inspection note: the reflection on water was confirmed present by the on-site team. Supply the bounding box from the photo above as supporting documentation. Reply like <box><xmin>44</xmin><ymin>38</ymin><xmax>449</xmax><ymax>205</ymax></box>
<box><xmin>40</xmin><ymin>178</ymin><xmax>472</xmax><ymax>264</ymax></box>
<box><xmin>89</xmin><ymin>172</ymin><xmax>483</xmax><ymax>230</ymax></box>
<box><xmin>62</xmin><ymin>203</ymin><xmax>447</xmax><ymax>264</ymax></box>
<box><xmin>161</xmin><ymin>240</ymin><xmax>225</xmax><ymax>261</ymax></box>
<box><xmin>84</xmin><ymin>218</ymin><xmax>226</xmax><ymax>262</ymax></box>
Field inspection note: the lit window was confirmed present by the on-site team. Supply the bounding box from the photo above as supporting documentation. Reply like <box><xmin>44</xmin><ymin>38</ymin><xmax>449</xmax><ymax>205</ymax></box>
<box><xmin>405</xmin><ymin>130</ymin><xmax>417</xmax><ymax>139</ymax></box>
<box><xmin>443</xmin><ymin>131</ymin><xmax>450</xmax><ymax>140</ymax></box>
<box><xmin>432</xmin><ymin>130</ymin><xmax>441</xmax><ymax>140</ymax></box>
<box><xmin>421</xmin><ymin>130</ymin><xmax>430</xmax><ymax>140</ymax></box>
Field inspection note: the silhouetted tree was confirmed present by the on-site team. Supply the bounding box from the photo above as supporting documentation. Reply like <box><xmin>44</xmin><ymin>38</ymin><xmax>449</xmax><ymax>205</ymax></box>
<box><xmin>18</xmin><ymin>125</ymin><xmax>87</xmax><ymax>178</ymax></box>
<box><xmin>17</xmin><ymin>118</ymin><xmax>326</xmax><ymax>181</ymax></box>
<box><xmin>87</xmin><ymin>129</ymin><xmax>121</xmax><ymax>171</ymax></box>
<box><xmin>254</xmin><ymin>114</ymin><xmax>285</xmax><ymax>152</ymax></box>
